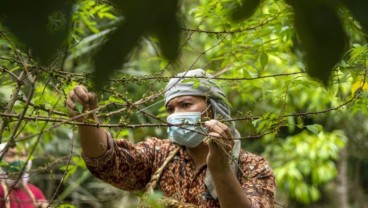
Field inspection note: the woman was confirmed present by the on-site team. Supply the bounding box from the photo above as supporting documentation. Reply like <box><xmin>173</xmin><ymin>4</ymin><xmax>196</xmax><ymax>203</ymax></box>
<box><xmin>66</xmin><ymin>68</ymin><xmax>276</xmax><ymax>207</ymax></box>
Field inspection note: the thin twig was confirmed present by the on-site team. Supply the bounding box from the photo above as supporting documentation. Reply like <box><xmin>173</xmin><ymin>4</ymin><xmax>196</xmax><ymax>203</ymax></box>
<box><xmin>48</xmin><ymin>128</ymin><xmax>76</xmax><ymax>205</ymax></box>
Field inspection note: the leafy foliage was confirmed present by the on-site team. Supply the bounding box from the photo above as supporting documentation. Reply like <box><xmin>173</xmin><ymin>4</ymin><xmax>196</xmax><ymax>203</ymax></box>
<box><xmin>1</xmin><ymin>0</ymin><xmax>367</xmax><ymax>88</ymax></box>
<box><xmin>286</xmin><ymin>0</ymin><xmax>348</xmax><ymax>85</ymax></box>
<box><xmin>0</xmin><ymin>0</ymin><xmax>74</xmax><ymax>63</ymax></box>
<box><xmin>265</xmin><ymin>130</ymin><xmax>346</xmax><ymax>204</ymax></box>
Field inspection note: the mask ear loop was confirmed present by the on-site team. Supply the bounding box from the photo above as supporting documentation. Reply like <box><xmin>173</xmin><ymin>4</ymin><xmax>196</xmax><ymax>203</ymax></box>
<box><xmin>200</xmin><ymin>103</ymin><xmax>212</xmax><ymax>136</ymax></box>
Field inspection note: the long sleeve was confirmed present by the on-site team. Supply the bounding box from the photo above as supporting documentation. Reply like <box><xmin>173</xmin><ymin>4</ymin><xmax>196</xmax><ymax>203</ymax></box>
<box><xmin>82</xmin><ymin>134</ymin><xmax>174</xmax><ymax>191</ymax></box>
<box><xmin>237</xmin><ymin>151</ymin><xmax>275</xmax><ymax>208</ymax></box>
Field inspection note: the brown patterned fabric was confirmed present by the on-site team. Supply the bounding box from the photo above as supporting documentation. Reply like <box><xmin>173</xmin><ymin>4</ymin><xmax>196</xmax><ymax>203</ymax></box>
<box><xmin>82</xmin><ymin>134</ymin><xmax>276</xmax><ymax>208</ymax></box>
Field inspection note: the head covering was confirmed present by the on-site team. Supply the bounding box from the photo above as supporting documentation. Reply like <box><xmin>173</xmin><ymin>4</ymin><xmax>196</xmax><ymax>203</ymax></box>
<box><xmin>165</xmin><ymin>68</ymin><xmax>241</xmax><ymax>138</ymax></box>
<box><xmin>164</xmin><ymin>68</ymin><xmax>241</xmax><ymax>199</ymax></box>
<box><xmin>165</xmin><ymin>69</ymin><xmax>227</xmax><ymax>105</ymax></box>
<box><xmin>0</xmin><ymin>143</ymin><xmax>7</xmax><ymax>154</ymax></box>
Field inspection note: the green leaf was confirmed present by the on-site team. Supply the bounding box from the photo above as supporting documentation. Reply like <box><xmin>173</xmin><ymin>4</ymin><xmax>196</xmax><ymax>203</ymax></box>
<box><xmin>310</xmin><ymin>186</ymin><xmax>320</xmax><ymax>201</ymax></box>
<box><xmin>0</xmin><ymin>0</ymin><xmax>74</xmax><ymax>63</ymax></box>
<box><xmin>93</xmin><ymin>0</ymin><xmax>181</xmax><ymax>89</ymax></box>
<box><xmin>182</xmin><ymin>78</ymin><xmax>201</xmax><ymax>88</ymax></box>
<box><xmin>59</xmin><ymin>204</ymin><xmax>75</xmax><ymax>208</ymax></box>
<box><xmin>260</xmin><ymin>52</ymin><xmax>268</xmax><ymax>69</ymax></box>
<box><xmin>93</xmin><ymin>21</ymin><xmax>144</xmax><ymax>89</ymax></box>
<box><xmin>75</xmin><ymin>102</ymin><xmax>83</xmax><ymax>113</ymax></box>
<box><xmin>306</xmin><ymin>124</ymin><xmax>322</xmax><ymax>135</ymax></box>
<box><xmin>231</xmin><ymin>0</ymin><xmax>261</xmax><ymax>21</ymax></box>
<box><xmin>152</xmin><ymin>0</ymin><xmax>180</xmax><ymax>61</ymax></box>
<box><xmin>59</xmin><ymin>165</ymin><xmax>77</xmax><ymax>181</ymax></box>
<box><xmin>287</xmin><ymin>1</ymin><xmax>348</xmax><ymax>85</ymax></box>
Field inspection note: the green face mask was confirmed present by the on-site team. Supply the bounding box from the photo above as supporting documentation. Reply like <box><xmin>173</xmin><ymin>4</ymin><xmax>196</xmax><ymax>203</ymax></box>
<box><xmin>2</xmin><ymin>160</ymin><xmax>26</xmax><ymax>176</ymax></box>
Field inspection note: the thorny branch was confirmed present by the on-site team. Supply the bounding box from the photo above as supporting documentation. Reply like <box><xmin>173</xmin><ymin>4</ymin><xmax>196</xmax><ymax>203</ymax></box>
<box><xmin>0</xmin><ymin>87</ymin><xmax>362</xmax><ymax>142</ymax></box>
<box><xmin>0</xmin><ymin>70</ymin><xmax>27</xmax><ymax>144</ymax></box>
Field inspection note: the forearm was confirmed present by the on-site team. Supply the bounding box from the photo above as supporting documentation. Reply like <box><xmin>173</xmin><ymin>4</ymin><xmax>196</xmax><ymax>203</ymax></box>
<box><xmin>211</xmin><ymin>167</ymin><xmax>252</xmax><ymax>208</ymax></box>
<box><xmin>83</xmin><ymin>137</ymin><xmax>159</xmax><ymax>191</ymax></box>
<box><xmin>78</xmin><ymin>113</ymin><xmax>108</xmax><ymax>158</ymax></box>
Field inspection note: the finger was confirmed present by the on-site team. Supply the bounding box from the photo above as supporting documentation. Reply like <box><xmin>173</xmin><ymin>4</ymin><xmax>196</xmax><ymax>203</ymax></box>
<box><xmin>68</xmin><ymin>110</ymin><xmax>78</xmax><ymax>117</ymax></box>
<box><xmin>65</xmin><ymin>97</ymin><xmax>76</xmax><ymax>111</ymax></box>
<box><xmin>87</xmin><ymin>92</ymin><xmax>98</xmax><ymax>109</ymax></box>
<box><xmin>67</xmin><ymin>107</ymin><xmax>79</xmax><ymax>118</ymax></box>
<box><xmin>66</xmin><ymin>95</ymin><xmax>79</xmax><ymax>115</ymax></box>
<box><xmin>205</xmin><ymin>119</ymin><xmax>218</xmax><ymax>133</ymax></box>
<box><xmin>207</xmin><ymin>132</ymin><xmax>232</xmax><ymax>152</ymax></box>
<box><xmin>69</xmin><ymin>90</ymin><xmax>85</xmax><ymax>108</ymax></box>
<box><xmin>74</xmin><ymin>85</ymin><xmax>90</xmax><ymax>103</ymax></box>
<box><xmin>205</xmin><ymin>120</ymin><xmax>226</xmax><ymax>138</ymax></box>
<box><xmin>67</xmin><ymin>90</ymin><xmax>92</xmax><ymax>116</ymax></box>
<box><xmin>214</xmin><ymin>121</ymin><xmax>233</xmax><ymax>139</ymax></box>
<box><xmin>67</xmin><ymin>106</ymin><xmax>88</xmax><ymax>122</ymax></box>
<box><xmin>205</xmin><ymin>120</ymin><xmax>232</xmax><ymax>139</ymax></box>
<box><xmin>205</xmin><ymin>119</ymin><xmax>234</xmax><ymax>148</ymax></box>
<box><xmin>208</xmin><ymin>132</ymin><xmax>233</xmax><ymax>146</ymax></box>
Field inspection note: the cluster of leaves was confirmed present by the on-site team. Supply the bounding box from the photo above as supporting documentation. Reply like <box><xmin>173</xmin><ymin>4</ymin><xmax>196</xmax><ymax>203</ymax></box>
<box><xmin>264</xmin><ymin>129</ymin><xmax>346</xmax><ymax>204</ymax></box>
<box><xmin>1</xmin><ymin>0</ymin><xmax>367</xmax><ymax>88</ymax></box>
<box><xmin>0</xmin><ymin>0</ymin><xmax>74</xmax><ymax>63</ymax></box>
<box><xmin>232</xmin><ymin>0</ymin><xmax>368</xmax><ymax>85</ymax></box>
<box><xmin>72</xmin><ymin>0</ymin><xmax>116</xmax><ymax>38</ymax></box>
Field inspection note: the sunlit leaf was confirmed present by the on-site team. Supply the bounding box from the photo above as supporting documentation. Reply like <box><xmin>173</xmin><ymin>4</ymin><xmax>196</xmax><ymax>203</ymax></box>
<box><xmin>306</xmin><ymin>124</ymin><xmax>322</xmax><ymax>135</ymax></box>
<box><xmin>75</xmin><ymin>102</ymin><xmax>83</xmax><ymax>113</ymax></box>
<box><xmin>260</xmin><ymin>52</ymin><xmax>268</xmax><ymax>69</ymax></box>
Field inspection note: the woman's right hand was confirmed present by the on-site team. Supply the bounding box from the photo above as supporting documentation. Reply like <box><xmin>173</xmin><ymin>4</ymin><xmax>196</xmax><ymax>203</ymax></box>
<box><xmin>66</xmin><ymin>85</ymin><xmax>108</xmax><ymax>158</ymax></box>
<box><xmin>66</xmin><ymin>85</ymin><xmax>98</xmax><ymax>121</ymax></box>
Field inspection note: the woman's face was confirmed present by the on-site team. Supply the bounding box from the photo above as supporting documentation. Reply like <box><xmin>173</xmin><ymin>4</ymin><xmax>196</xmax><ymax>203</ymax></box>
<box><xmin>1</xmin><ymin>147</ymin><xmax>27</xmax><ymax>180</ymax></box>
<box><xmin>4</xmin><ymin>147</ymin><xmax>25</xmax><ymax>163</ymax></box>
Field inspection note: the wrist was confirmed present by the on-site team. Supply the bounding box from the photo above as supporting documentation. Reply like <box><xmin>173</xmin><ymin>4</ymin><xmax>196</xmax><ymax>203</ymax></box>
<box><xmin>208</xmin><ymin>162</ymin><xmax>232</xmax><ymax>176</ymax></box>
<box><xmin>81</xmin><ymin>112</ymin><xmax>99</xmax><ymax>123</ymax></box>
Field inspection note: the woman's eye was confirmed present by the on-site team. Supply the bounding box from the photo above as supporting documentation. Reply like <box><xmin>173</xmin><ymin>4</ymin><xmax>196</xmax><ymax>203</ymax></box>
<box><xmin>6</xmin><ymin>153</ymin><xmax>16</xmax><ymax>157</ymax></box>
<box><xmin>182</xmin><ymin>103</ymin><xmax>191</xmax><ymax>108</ymax></box>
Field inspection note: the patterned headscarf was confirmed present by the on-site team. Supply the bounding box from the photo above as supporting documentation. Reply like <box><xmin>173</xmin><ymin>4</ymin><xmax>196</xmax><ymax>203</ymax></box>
<box><xmin>164</xmin><ymin>68</ymin><xmax>241</xmax><ymax>199</ymax></box>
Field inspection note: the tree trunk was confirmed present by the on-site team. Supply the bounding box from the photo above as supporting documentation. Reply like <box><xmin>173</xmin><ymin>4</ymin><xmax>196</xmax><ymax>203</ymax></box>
<box><xmin>336</xmin><ymin>147</ymin><xmax>348</xmax><ymax>208</ymax></box>
<box><xmin>351</xmin><ymin>159</ymin><xmax>368</xmax><ymax>208</ymax></box>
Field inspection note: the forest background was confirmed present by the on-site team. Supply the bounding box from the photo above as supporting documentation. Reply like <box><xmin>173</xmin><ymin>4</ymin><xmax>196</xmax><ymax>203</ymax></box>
<box><xmin>0</xmin><ymin>0</ymin><xmax>367</xmax><ymax>207</ymax></box>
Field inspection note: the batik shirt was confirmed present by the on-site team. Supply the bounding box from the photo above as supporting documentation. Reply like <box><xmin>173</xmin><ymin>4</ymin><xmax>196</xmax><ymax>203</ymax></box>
<box><xmin>82</xmin><ymin>134</ymin><xmax>276</xmax><ymax>208</ymax></box>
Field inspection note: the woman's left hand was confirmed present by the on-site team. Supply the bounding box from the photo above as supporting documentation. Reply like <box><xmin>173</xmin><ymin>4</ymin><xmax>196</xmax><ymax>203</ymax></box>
<box><xmin>204</xmin><ymin>119</ymin><xmax>234</xmax><ymax>172</ymax></box>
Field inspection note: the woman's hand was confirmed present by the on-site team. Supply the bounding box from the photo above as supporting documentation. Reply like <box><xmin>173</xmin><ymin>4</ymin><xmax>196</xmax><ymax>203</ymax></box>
<box><xmin>204</xmin><ymin>119</ymin><xmax>234</xmax><ymax>172</ymax></box>
<box><xmin>66</xmin><ymin>85</ymin><xmax>98</xmax><ymax>122</ymax></box>
<box><xmin>66</xmin><ymin>85</ymin><xmax>108</xmax><ymax>157</ymax></box>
